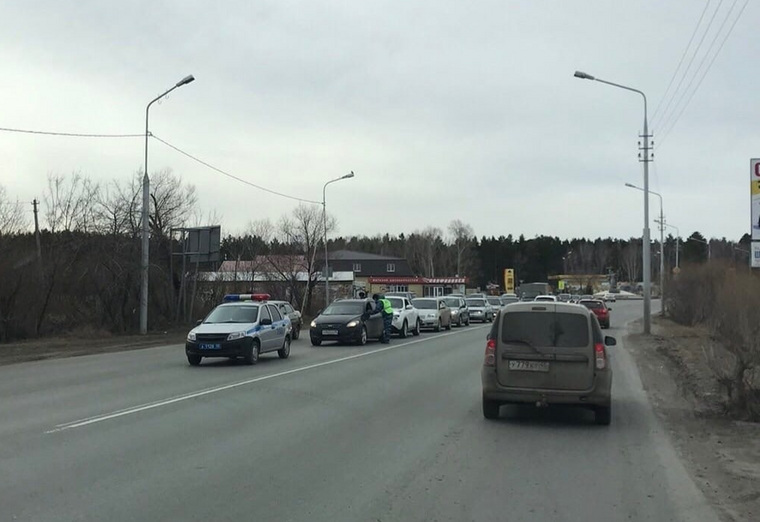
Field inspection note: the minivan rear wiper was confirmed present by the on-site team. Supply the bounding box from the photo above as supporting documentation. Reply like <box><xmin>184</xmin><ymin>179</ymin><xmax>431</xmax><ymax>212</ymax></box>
<box><xmin>503</xmin><ymin>338</ymin><xmax>545</xmax><ymax>355</ymax></box>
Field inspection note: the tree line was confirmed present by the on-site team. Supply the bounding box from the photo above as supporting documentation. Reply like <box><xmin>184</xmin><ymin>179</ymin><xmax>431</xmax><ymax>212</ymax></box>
<box><xmin>0</xmin><ymin>173</ymin><xmax>749</xmax><ymax>341</ymax></box>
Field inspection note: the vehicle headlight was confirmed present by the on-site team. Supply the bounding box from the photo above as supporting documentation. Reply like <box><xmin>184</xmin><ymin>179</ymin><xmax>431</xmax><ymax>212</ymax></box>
<box><xmin>393</xmin><ymin>313</ymin><xmax>399</xmax><ymax>318</ymax></box>
<box><xmin>227</xmin><ymin>331</ymin><xmax>246</xmax><ymax>341</ymax></box>
<box><xmin>347</xmin><ymin>320</ymin><xmax>359</xmax><ymax>328</ymax></box>
<box><xmin>187</xmin><ymin>332</ymin><xmax>196</xmax><ymax>342</ymax></box>
<box><xmin>310</xmin><ymin>320</ymin><xmax>317</xmax><ymax>328</ymax></box>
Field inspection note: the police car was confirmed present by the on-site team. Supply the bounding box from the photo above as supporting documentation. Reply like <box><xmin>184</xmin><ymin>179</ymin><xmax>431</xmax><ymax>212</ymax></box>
<box><xmin>185</xmin><ymin>294</ymin><xmax>292</xmax><ymax>366</ymax></box>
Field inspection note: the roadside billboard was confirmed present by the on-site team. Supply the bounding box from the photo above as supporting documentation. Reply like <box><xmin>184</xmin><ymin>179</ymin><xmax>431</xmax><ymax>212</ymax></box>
<box><xmin>503</xmin><ymin>268</ymin><xmax>514</xmax><ymax>293</ymax></box>
<box><xmin>752</xmin><ymin>242</ymin><xmax>760</xmax><ymax>269</ymax></box>
<box><xmin>751</xmin><ymin>159</ymin><xmax>760</xmax><ymax>241</ymax></box>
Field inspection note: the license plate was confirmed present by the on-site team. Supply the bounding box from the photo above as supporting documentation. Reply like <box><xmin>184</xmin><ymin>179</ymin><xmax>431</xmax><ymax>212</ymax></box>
<box><xmin>508</xmin><ymin>360</ymin><xmax>549</xmax><ymax>372</ymax></box>
<box><xmin>199</xmin><ymin>343</ymin><xmax>221</xmax><ymax>350</ymax></box>
<box><xmin>322</xmin><ymin>329</ymin><xmax>338</xmax><ymax>335</ymax></box>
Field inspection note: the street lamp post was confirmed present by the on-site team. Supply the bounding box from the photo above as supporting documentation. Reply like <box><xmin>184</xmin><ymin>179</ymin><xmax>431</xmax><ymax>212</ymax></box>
<box><xmin>323</xmin><ymin>172</ymin><xmax>355</xmax><ymax>308</ymax></box>
<box><xmin>662</xmin><ymin>222</ymin><xmax>680</xmax><ymax>270</ymax></box>
<box><xmin>140</xmin><ymin>74</ymin><xmax>195</xmax><ymax>335</ymax></box>
<box><xmin>625</xmin><ymin>183</ymin><xmax>664</xmax><ymax>316</ymax></box>
<box><xmin>575</xmin><ymin>70</ymin><xmax>652</xmax><ymax>334</ymax></box>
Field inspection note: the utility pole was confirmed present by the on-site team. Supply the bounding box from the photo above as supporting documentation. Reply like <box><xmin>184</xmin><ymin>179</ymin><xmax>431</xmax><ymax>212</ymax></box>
<box><xmin>32</xmin><ymin>199</ymin><xmax>43</xmax><ymax>282</ymax></box>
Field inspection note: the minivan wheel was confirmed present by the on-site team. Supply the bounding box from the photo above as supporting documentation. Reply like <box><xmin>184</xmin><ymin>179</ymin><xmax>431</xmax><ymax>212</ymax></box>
<box><xmin>483</xmin><ymin>397</ymin><xmax>500</xmax><ymax>419</ymax></box>
<box><xmin>595</xmin><ymin>405</ymin><xmax>612</xmax><ymax>425</ymax></box>
<box><xmin>399</xmin><ymin>320</ymin><xmax>408</xmax><ymax>338</ymax></box>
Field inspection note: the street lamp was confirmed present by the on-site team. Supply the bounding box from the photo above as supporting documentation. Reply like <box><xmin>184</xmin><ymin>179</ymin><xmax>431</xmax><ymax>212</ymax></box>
<box><xmin>140</xmin><ymin>74</ymin><xmax>195</xmax><ymax>334</ymax></box>
<box><xmin>625</xmin><ymin>183</ymin><xmax>664</xmax><ymax>315</ymax></box>
<box><xmin>662</xmin><ymin>222</ymin><xmax>680</xmax><ymax>270</ymax></box>
<box><xmin>323</xmin><ymin>172</ymin><xmax>355</xmax><ymax>308</ymax></box>
<box><xmin>687</xmin><ymin>236</ymin><xmax>712</xmax><ymax>260</ymax></box>
<box><xmin>575</xmin><ymin>70</ymin><xmax>652</xmax><ymax>334</ymax></box>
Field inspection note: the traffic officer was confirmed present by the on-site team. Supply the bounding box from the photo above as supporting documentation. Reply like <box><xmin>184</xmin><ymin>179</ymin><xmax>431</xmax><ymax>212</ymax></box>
<box><xmin>370</xmin><ymin>293</ymin><xmax>393</xmax><ymax>343</ymax></box>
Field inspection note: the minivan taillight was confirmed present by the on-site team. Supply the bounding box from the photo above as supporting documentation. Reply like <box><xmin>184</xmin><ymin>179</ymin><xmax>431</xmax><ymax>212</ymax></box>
<box><xmin>484</xmin><ymin>338</ymin><xmax>496</xmax><ymax>367</ymax></box>
<box><xmin>594</xmin><ymin>342</ymin><xmax>606</xmax><ymax>370</ymax></box>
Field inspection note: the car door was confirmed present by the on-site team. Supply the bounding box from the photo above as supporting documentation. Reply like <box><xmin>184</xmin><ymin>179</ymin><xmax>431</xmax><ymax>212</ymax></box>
<box><xmin>267</xmin><ymin>304</ymin><xmax>288</xmax><ymax>351</ymax></box>
<box><xmin>257</xmin><ymin>305</ymin><xmax>276</xmax><ymax>352</ymax></box>
<box><xmin>404</xmin><ymin>298</ymin><xmax>418</xmax><ymax>325</ymax></box>
<box><xmin>366</xmin><ymin>302</ymin><xmax>383</xmax><ymax>338</ymax></box>
<box><xmin>438</xmin><ymin>300</ymin><xmax>450</xmax><ymax>326</ymax></box>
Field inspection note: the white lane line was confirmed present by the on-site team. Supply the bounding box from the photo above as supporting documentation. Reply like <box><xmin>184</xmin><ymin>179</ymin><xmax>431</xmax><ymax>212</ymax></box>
<box><xmin>46</xmin><ymin>326</ymin><xmax>485</xmax><ymax>434</ymax></box>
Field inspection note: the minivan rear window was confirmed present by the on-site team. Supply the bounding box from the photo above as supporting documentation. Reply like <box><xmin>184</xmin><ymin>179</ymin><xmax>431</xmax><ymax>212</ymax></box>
<box><xmin>501</xmin><ymin>312</ymin><xmax>589</xmax><ymax>348</ymax></box>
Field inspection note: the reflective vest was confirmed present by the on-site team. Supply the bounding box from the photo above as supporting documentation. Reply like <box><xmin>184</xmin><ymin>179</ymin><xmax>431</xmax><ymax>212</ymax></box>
<box><xmin>379</xmin><ymin>298</ymin><xmax>393</xmax><ymax>315</ymax></box>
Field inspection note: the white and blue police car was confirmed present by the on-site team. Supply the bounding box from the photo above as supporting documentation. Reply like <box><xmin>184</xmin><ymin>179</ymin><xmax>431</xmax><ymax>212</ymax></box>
<box><xmin>185</xmin><ymin>294</ymin><xmax>292</xmax><ymax>366</ymax></box>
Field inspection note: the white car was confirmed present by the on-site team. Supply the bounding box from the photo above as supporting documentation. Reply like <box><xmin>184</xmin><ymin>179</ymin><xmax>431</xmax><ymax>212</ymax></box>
<box><xmin>386</xmin><ymin>296</ymin><xmax>421</xmax><ymax>337</ymax></box>
<box><xmin>534</xmin><ymin>295</ymin><xmax>558</xmax><ymax>302</ymax></box>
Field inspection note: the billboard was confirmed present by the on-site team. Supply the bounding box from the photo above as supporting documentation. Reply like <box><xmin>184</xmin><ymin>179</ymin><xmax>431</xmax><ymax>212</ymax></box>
<box><xmin>184</xmin><ymin>226</ymin><xmax>221</xmax><ymax>264</ymax></box>
<box><xmin>503</xmin><ymin>268</ymin><xmax>515</xmax><ymax>293</ymax></box>
<box><xmin>751</xmin><ymin>159</ymin><xmax>760</xmax><ymax>240</ymax></box>
<box><xmin>752</xmin><ymin>242</ymin><xmax>760</xmax><ymax>269</ymax></box>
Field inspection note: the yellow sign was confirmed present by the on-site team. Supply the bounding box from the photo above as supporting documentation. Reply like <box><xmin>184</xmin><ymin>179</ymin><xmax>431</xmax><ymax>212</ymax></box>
<box><xmin>503</xmin><ymin>268</ymin><xmax>515</xmax><ymax>293</ymax></box>
<box><xmin>558</xmin><ymin>280</ymin><xmax>565</xmax><ymax>290</ymax></box>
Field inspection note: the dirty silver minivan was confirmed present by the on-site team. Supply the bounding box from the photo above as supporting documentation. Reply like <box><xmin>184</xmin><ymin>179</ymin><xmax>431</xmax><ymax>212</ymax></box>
<box><xmin>481</xmin><ymin>302</ymin><xmax>616</xmax><ymax>425</ymax></box>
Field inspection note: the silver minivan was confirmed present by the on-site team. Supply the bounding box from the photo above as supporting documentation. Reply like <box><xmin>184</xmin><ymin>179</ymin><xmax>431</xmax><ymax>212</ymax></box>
<box><xmin>481</xmin><ymin>302</ymin><xmax>616</xmax><ymax>425</ymax></box>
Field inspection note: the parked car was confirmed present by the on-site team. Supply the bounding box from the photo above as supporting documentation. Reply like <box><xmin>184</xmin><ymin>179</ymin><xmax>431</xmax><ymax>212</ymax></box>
<box><xmin>269</xmin><ymin>300</ymin><xmax>302</xmax><ymax>340</ymax></box>
<box><xmin>579</xmin><ymin>299</ymin><xmax>611</xmax><ymax>329</ymax></box>
<box><xmin>385</xmin><ymin>291</ymin><xmax>416</xmax><ymax>301</ymax></box>
<box><xmin>310</xmin><ymin>298</ymin><xmax>383</xmax><ymax>346</ymax></box>
<box><xmin>466</xmin><ymin>297</ymin><xmax>494</xmax><ymax>322</ymax></box>
<box><xmin>481</xmin><ymin>301</ymin><xmax>616</xmax><ymax>425</ymax></box>
<box><xmin>386</xmin><ymin>295</ymin><xmax>421</xmax><ymax>337</ymax></box>
<box><xmin>558</xmin><ymin>293</ymin><xmax>572</xmax><ymax>303</ymax></box>
<box><xmin>570</xmin><ymin>294</ymin><xmax>582</xmax><ymax>303</ymax></box>
<box><xmin>443</xmin><ymin>296</ymin><xmax>470</xmax><ymax>327</ymax></box>
<box><xmin>501</xmin><ymin>296</ymin><xmax>520</xmax><ymax>305</ymax></box>
<box><xmin>412</xmin><ymin>297</ymin><xmax>452</xmax><ymax>331</ymax></box>
<box><xmin>486</xmin><ymin>296</ymin><xmax>504</xmax><ymax>311</ymax></box>
<box><xmin>534</xmin><ymin>295</ymin><xmax>558</xmax><ymax>302</ymax></box>
<box><xmin>500</xmin><ymin>293</ymin><xmax>518</xmax><ymax>299</ymax></box>
<box><xmin>185</xmin><ymin>293</ymin><xmax>292</xmax><ymax>366</ymax></box>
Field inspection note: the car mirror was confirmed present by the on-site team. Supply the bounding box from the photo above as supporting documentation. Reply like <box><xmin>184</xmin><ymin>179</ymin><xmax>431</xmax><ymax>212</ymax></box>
<box><xmin>604</xmin><ymin>336</ymin><xmax>616</xmax><ymax>346</ymax></box>
<box><xmin>405</xmin><ymin>304</ymin><xmax>413</xmax><ymax>310</ymax></box>
<box><xmin>260</xmin><ymin>317</ymin><xmax>273</xmax><ymax>326</ymax></box>
<box><xmin>196</xmin><ymin>319</ymin><xmax>203</xmax><ymax>326</ymax></box>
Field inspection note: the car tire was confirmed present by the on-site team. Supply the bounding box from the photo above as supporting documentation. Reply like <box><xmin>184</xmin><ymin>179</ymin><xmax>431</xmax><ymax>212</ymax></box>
<box><xmin>465</xmin><ymin>317</ymin><xmax>470</xmax><ymax>326</ymax></box>
<box><xmin>187</xmin><ymin>354</ymin><xmax>202</xmax><ymax>366</ymax></box>
<box><xmin>483</xmin><ymin>397</ymin><xmax>500</xmax><ymax>419</ymax></box>
<box><xmin>278</xmin><ymin>336</ymin><xmax>291</xmax><ymax>359</ymax></box>
<box><xmin>412</xmin><ymin>319</ymin><xmax>421</xmax><ymax>336</ymax></box>
<box><xmin>292</xmin><ymin>326</ymin><xmax>300</xmax><ymax>340</ymax></box>
<box><xmin>399</xmin><ymin>320</ymin><xmax>408</xmax><ymax>338</ymax></box>
<box><xmin>457</xmin><ymin>316</ymin><xmax>462</xmax><ymax>327</ymax></box>
<box><xmin>434</xmin><ymin>319</ymin><xmax>441</xmax><ymax>332</ymax></box>
<box><xmin>243</xmin><ymin>340</ymin><xmax>260</xmax><ymax>365</ymax></box>
<box><xmin>595</xmin><ymin>405</ymin><xmax>612</xmax><ymax>425</ymax></box>
<box><xmin>310</xmin><ymin>338</ymin><xmax>322</xmax><ymax>347</ymax></box>
<box><xmin>357</xmin><ymin>326</ymin><xmax>368</xmax><ymax>345</ymax></box>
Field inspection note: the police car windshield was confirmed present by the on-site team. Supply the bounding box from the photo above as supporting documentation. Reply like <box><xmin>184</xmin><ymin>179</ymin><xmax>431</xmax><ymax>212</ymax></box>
<box><xmin>323</xmin><ymin>302</ymin><xmax>365</xmax><ymax>315</ymax></box>
<box><xmin>204</xmin><ymin>305</ymin><xmax>259</xmax><ymax>323</ymax></box>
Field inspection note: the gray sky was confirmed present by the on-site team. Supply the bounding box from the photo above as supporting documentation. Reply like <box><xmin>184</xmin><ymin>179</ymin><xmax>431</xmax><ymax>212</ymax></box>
<box><xmin>1</xmin><ymin>0</ymin><xmax>755</xmax><ymax>241</ymax></box>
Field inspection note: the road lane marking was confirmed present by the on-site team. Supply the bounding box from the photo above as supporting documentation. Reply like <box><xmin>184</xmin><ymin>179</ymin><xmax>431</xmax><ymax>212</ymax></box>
<box><xmin>46</xmin><ymin>325</ymin><xmax>486</xmax><ymax>434</ymax></box>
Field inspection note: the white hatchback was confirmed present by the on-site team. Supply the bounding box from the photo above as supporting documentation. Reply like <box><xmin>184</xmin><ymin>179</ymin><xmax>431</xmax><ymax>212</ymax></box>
<box><xmin>386</xmin><ymin>296</ymin><xmax>421</xmax><ymax>337</ymax></box>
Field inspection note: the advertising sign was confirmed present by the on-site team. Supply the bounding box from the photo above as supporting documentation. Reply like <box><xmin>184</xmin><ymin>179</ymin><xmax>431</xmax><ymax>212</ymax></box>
<box><xmin>751</xmin><ymin>159</ymin><xmax>760</xmax><ymax>240</ymax></box>
<box><xmin>752</xmin><ymin>242</ymin><xmax>760</xmax><ymax>269</ymax></box>
<box><xmin>503</xmin><ymin>268</ymin><xmax>515</xmax><ymax>293</ymax></box>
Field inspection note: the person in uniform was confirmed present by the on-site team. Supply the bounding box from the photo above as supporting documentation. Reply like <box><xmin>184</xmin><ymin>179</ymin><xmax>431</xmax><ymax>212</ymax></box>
<box><xmin>369</xmin><ymin>293</ymin><xmax>393</xmax><ymax>343</ymax></box>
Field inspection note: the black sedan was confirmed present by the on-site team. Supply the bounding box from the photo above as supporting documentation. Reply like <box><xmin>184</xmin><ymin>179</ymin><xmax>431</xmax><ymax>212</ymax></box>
<box><xmin>310</xmin><ymin>299</ymin><xmax>384</xmax><ymax>346</ymax></box>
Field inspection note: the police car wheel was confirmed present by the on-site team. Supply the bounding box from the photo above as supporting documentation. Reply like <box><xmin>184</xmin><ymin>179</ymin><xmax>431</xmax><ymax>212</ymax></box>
<box><xmin>244</xmin><ymin>341</ymin><xmax>260</xmax><ymax>365</ymax></box>
<box><xmin>187</xmin><ymin>354</ymin><xmax>202</xmax><ymax>366</ymax></box>
<box><xmin>278</xmin><ymin>336</ymin><xmax>291</xmax><ymax>359</ymax></box>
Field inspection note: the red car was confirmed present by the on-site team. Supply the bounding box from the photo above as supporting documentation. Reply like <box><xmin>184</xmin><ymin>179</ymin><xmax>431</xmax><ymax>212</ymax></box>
<box><xmin>579</xmin><ymin>299</ymin><xmax>611</xmax><ymax>329</ymax></box>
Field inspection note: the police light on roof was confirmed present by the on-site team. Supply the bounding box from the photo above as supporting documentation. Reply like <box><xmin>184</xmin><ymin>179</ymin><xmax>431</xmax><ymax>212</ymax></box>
<box><xmin>223</xmin><ymin>293</ymin><xmax>271</xmax><ymax>302</ymax></box>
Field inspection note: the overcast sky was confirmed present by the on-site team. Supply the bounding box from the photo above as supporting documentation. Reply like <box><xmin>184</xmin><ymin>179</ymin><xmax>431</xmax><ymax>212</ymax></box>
<box><xmin>1</xmin><ymin>0</ymin><xmax>755</xmax><ymax>241</ymax></box>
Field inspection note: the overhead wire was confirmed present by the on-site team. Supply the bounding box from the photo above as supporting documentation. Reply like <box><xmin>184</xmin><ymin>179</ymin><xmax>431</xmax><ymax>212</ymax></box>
<box><xmin>0</xmin><ymin>126</ymin><xmax>143</xmax><ymax>138</ymax></box>
<box><xmin>150</xmin><ymin>134</ymin><xmax>322</xmax><ymax>205</ymax></box>
<box><xmin>656</xmin><ymin>0</ymin><xmax>748</xmax><ymax>149</ymax></box>
<box><xmin>652</xmin><ymin>0</ymin><xmax>726</xmax><ymax>130</ymax></box>
<box><xmin>650</xmin><ymin>0</ymin><xmax>713</xmax><ymax>125</ymax></box>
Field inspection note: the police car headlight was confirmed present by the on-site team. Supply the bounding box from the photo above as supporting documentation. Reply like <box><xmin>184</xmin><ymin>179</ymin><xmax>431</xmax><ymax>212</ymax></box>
<box><xmin>310</xmin><ymin>320</ymin><xmax>317</xmax><ymax>328</ymax></box>
<box><xmin>227</xmin><ymin>331</ymin><xmax>246</xmax><ymax>341</ymax></box>
<box><xmin>187</xmin><ymin>332</ymin><xmax>196</xmax><ymax>342</ymax></box>
<box><xmin>346</xmin><ymin>320</ymin><xmax>359</xmax><ymax>328</ymax></box>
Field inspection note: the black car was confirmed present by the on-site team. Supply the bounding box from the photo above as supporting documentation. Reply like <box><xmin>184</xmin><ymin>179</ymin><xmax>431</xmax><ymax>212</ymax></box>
<box><xmin>269</xmin><ymin>300</ymin><xmax>302</xmax><ymax>340</ymax></box>
<box><xmin>310</xmin><ymin>299</ymin><xmax>384</xmax><ymax>346</ymax></box>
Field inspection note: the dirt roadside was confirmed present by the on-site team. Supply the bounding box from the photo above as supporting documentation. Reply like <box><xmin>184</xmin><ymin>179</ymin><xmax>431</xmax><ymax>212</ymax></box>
<box><xmin>0</xmin><ymin>328</ymin><xmax>188</xmax><ymax>366</ymax></box>
<box><xmin>625</xmin><ymin>316</ymin><xmax>760</xmax><ymax>522</ymax></box>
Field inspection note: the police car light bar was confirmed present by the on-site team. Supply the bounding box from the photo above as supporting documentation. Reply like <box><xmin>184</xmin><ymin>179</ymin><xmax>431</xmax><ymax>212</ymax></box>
<box><xmin>223</xmin><ymin>293</ymin><xmax>271</xmax><ymax>302</ymax></box>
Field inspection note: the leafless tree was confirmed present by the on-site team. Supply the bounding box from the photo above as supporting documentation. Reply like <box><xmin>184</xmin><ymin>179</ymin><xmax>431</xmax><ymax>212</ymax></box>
<box><xmin>148</xmin><ymin>168</ymin><xmax>197</xmax><ymax>238</ymax></box>
<box><xmin>621</xmin><ymin>239</ymin><xmax>641</xmax><ymax>282</ymax></box>
<box><xmin>0</xmin><ymin>185</ymin><xmax>28</xmax><ymax>235</ymax></box>
<box><xmin>44</xmin><ymin>172</ymin><xmax>100</xmax><ymax>232</ymax></box>
<box><xmin>406</xmin><ymin>227</ymin><xmax>443</xmax><ymax>277</ymax></box>
<box><xmin>448</xmin><ymin>220</ymin><xmax>474</xmax><ymax>276</ymax></box>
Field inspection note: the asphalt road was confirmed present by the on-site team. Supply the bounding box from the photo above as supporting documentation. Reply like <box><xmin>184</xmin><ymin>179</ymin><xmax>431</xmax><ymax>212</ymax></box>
<box><xmin>1</xmin><ymin>300</ymin><xmax>721</xmax><ymax>522</ymax></box>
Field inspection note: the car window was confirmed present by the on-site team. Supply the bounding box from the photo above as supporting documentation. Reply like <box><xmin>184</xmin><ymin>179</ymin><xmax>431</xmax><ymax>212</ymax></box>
<box><xmin>324</xmin><ymin>302</ymin><xmax>365</xmax><ymax>315</ymax></box>
<box><xmin>467</xmin><ymin>299</ymin><xmax>486</xmax><ymax>306</ymax></box>
<box><xmin>580</xmin><ymin>300</ymin><xmax>603</xmax><ymax>309</ymax></box>
<box><xmin>412</xmin><ymin>299</ymin><xmax>436</xmax><ymax>309</ymax></box>
<box><xmin>283</xmin><ymin>304</ymin><xmax>294</xmax><ymax>314</ymax></box>
<box><xmin>205</xmin><ymin>304</ymin><xmax>259</xmax><ymax>324</ymax></box>
<box><xmin>388</xmin><ymin>297</ymin><xmax>404</xmax><ymax>309</ymax></box>
<box><xmin>501</xmin><ymin>312</ymin><xmax>589</xmax><ymax>348</ymax></box>
<box><xmin>259</xmin><ymin>305</ymin><xmax>271</xmax><ymax>322</ymax></box>
<box><xmin>268</xmin><ymin>305</ymin><xmax>283</xmax><ymax>321</ymax></box>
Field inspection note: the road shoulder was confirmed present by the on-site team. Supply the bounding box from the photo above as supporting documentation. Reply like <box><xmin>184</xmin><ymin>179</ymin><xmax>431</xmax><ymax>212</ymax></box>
<box><xmin>625</xmin><ymin>317</ymin><xmax>760</xmax><ymax>522</ymax></box>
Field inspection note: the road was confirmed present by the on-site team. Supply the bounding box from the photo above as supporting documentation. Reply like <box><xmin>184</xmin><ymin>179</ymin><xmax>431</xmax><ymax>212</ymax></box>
<box><xmin>0</xmin><ymin>300</ymin><xmax>720</xmax><ymax>521</ymax></box>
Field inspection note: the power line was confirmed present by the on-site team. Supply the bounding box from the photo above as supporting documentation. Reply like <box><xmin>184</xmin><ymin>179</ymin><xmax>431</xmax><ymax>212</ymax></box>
<box><xmin>150</xmin><ymin>134</ymin><xmax>322</xmax><ymax>205</ymax></box>
<box><xmin>652</xmin><ymin>0</ymin><xmax>726</xmax><ymax>129</ymax></box>
<box><xmin>0</xmin><ymin>126</ymin><xmax>143</xmax><ymax>138</ymax></box>
<box><xmin>657</xmin><ymin>0</ymin><xmax>748</xmax><ymax>148</ymax></box>
<box><xmin>651</xmin><ymin>0</ymin><xmax>713</xmax><ymax>125</ymax></box>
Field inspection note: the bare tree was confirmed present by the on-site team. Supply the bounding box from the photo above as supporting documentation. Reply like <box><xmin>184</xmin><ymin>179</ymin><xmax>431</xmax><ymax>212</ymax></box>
<box><xmin>44</xmin><ymin>172</ymin><xmax>100</xmax><ymax>232</ymax></box>
<box><xmin>406</xmin><ymin>227</ymin><xmax>442</xmax><ymax>277</ymax></box>
<box><xmin>147</xmin><ymin>168</ymin><xmax>198</xmax><ymax>238</ymax></box>
<box><xmin>621</xmin><ymin>239</ymin><xmax>641</xmax><ymax>282</ymax></box>
<box><xmin>0</xmin><ymin>185</ymin><xmax>28</xmax><ymax>235</ymax></box>
<box><xmin>448</xmin><ymin>220</ymin><xmax>474</xmax><ymax>276</ymax></box>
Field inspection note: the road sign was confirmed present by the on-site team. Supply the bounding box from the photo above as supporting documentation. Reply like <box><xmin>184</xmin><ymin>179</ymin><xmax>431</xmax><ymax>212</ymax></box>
<box><xmin>751</xmin><ymin>242</ymin><xmax>760</xmax><ymax>269</ymax></box>
<box><xmin>751</xmin><ymin>159</ymin><xmax>760</xmax><ymax>241</ymax></box>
